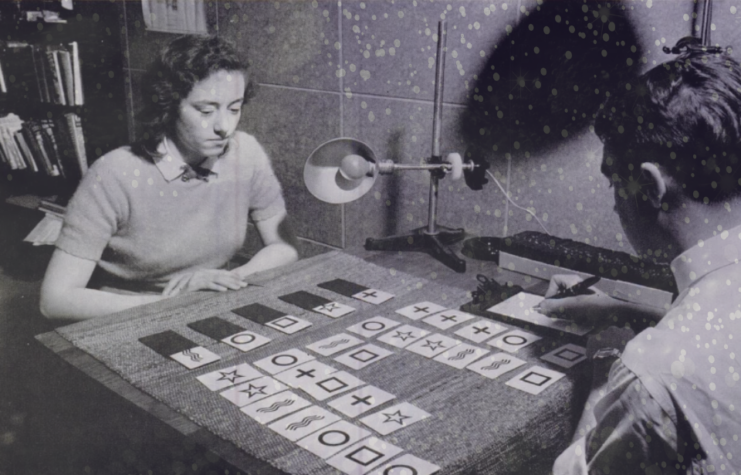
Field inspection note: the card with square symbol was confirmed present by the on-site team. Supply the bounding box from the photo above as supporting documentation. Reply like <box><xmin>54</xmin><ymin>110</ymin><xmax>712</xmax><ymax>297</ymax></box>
<box><xmin>505</xmin><ymin>365</ymin><xmax>566</xmax><ymax>395</ymax></box>
<box><xmin>327</xmin><ymin>386</ymin><xmax>396</xmax><ymax>418</ymax></box>
<box><xmin>265</xmin><ymin>315</ymin><xmax>312</xmax><ymax>334</ymax></box>
<box><xmin>359</xmin><ymin>401</ymin><xmax>431</xmax><ymax>436</ymax></box>
<box><xmin>197</xmin><ymin>363</ymin><xmax>263</xmax><ymax>391</ymax></box>
<box><xmin>240</xmin><ymin>391</ymin><xmax>312</xmax><ymax>424</ymax></box>
<box><xmin>367</xmin><ymin>454</ymin><xmax>441</xmax><ymax>475</ymax></box>
<box><xmin>298</xmin><ymin>420</ymin><xmax>372</xmax><ymax>459</ymax></box>
<box><xmin>306</xmin><ymin>333</ymin><xmax>364</xmax><ymax>356</ymax></box>
<box><xmin>376</xmin><ymin>324</ymin><xmax>429</xmax><ymax>349</ymax></box>
<box><xmin>395</xmin><ymin>302</ymin><xmax>447</xmax><ymax>320</ymax></box>
<box><xmin>301</xmin><ymin>371</ymin><xmax>365</xmax><ymax>401</ymax></box>
<box><xmin>346</xmin><ymin>317</ymin><xmax>401</xmax><ymax>338</ymax></box>
<box><xmin>221</xmin><ymin>331</ymin><xmax>271</xmax><ymax>353</ymax></box>
<box><xmin>334</xmin><ymin>344</ymin><xmax>394</xmax><ymax>370</ymax></box>
<box><xmin>405</xmin><ymin>333</ymin><xmax>461</xmax><ymax>359</ymax></box>
<box><xmin>487</xmin><ymin>329</ymin><xmax>542</xmax><ymax>353</ymax></box>
<box><xmin>326</xmin><ymin>437</ymin><xmax>403</xmax><ymax>475</ymax></box>
<box><xmin>253</xmin><ymin>349</ymin><xmax>314</xmax><ymax>374</ymax></box>
<box><xmin>466</xmin><ymin>353</ymin><xmax>527</xmax><ymax>380</ymax></box>
<box><xmin>540</xmin><ymin>344</ymin><xmax>587</xmax><ymax>369</ymax></box>
<box><xmin>268</xmin><ymin>405</ymin><xmax>341</xmax><ymax>442</ymax></box>
<box><xmin>219</xmin><ymin>376</ymin><xmax>288</xmax><ymax>406</ymax></box>
<box><xmin>422</xmin><ymin>309</ymin><xmax>475</xmax><ymax>330</ymax></box>
<box><xmin>169</xmin><ymin>346</ymin><xmax>221</xmax><ymax>369</ymax></box>
<box><xmin>433</xmin><ymin>343</ymin><xmax>489</xmax><ymax>369</ymax></box>
<box><xmin>454</xmin><ymin>320</ymin><xmax>508</xmax><ymax>344</ymax></box>
<box><xmin>313</xmin><ymin>302</ymin><xmax>356</xmax><ymax>319</ymax></box>
<box><xmin>274</xmin><ymin>360</ymin><xmax>338</xmax><ymax>389</ymax></box>
<box><xmin>352</xmin><ymin>289</ymin><xmax>394</xmax><ymax>305</ymax></box>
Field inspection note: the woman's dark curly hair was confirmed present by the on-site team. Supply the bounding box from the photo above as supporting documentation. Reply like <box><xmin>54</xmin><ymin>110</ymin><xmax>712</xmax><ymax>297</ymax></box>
<box><xmin>132</xmin><ymin>35</ymin><xmax>254</xmax><ymax>159</ymax></box>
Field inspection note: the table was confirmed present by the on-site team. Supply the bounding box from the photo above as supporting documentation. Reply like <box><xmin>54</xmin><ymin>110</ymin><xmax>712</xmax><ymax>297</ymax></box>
<box><xmin>37</xmin><ymin>249</ymin><xmax>590</xmax><ymax>475</ymax></box>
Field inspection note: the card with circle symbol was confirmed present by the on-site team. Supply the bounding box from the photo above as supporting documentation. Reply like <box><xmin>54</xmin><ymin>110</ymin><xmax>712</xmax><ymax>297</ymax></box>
<box><xmin>346</xmin><ymin>317</ymin><xmax>402</xmax><ymax>338</ymax></box>
<box><xmin>298</xmin><ymin>420</ymin><xmax>372</xmax><ymax>459</ymax></box>
<box><xmin>405</xmin><ymin>333</ymin><xmax>461</xmax><ymax>359</ymax></box>
<box><xmin>454</xmin><ymin>320</ymin><xmax>508</xmax><ymax>344</ymax></box>
<box><xmin>267</xmin><ymin>405</ymin><xmax>341</xmax><ymax>442</ymax></box>
<box><xmin>221</xmin><ymin>331</ymin><xmax>271</xmax><ymax>353</ymax></box>
<box><xmin>219</xmin><ymin>376</ymin><xmax>288</xmax><ymax>407</ymax></box>
<box><xmin>505</xmin><ymin>365</ymin><xmax>566</xmax><ymax>395</ymax></box>
<box><xmin>264</xmin><ymin>315</ymin><xmax>312</xmax><ymax>334</ymax></box>
<box><xmin>334</xmin><ymin>344</ymin><xmax>394</xmax><ymax>371</ymax></box>
<box><xmin>313</xmin><ymin>302</ymin><xmax>356</xmax><ymax>319</ymax></box>
<box><xmin>327</xmin><ymin>385</ymin><xmax>396</xmax><ymax>419</ymax></box>
<box><xmin>197</xmin><ymin>363</ymin><xmax>263</xmax><ymax>391</ymax></box>
<box><xmin>300</xmin><ymin>370</ymin><xmax>365</xmax><ymax>401</ymax></box>
<box><xmin>359</xmin><ymin>401</ymin><xmax>431</xmax><ymax>436</ymax></box>
<box><xmin>367</xmin><ymin>454</ymin><xmax>441</xmax><ymax>475</ymax></box>
<box><xmin>540</xmin><ymin>343</ymin><xmax>587</xmax><ymax>369</ymax></box>
<box><xmin>274</xmin><ymin>360</ymin><xmax>338</xmax><ymax>389</ymax></box>
<box><xmin>466</xmin><ymin>353</ymin><xmax>527</xmax><ymax>380</ymax></box>
<box><xmin>433</xmin><ymin>343</ymin><xmax>489</xmax><ymax>369</ymax></box>
<box><xmin>395</xmin><ymin>301</ymin><xmax>448</xmax><ymax>321</ymax></box>
<box><xmin>253</xmin><ymin>349</ymin><xmax>314</xmax><ymax>374</ymax></box>
<box><xmin>487</xmin><ymin>291</ymin><xmax>593</xmax><ymax>336</ymax></box>
<box><xmin>326</xmin><ymin>436</ymin><xmax>403</xmax><ymax>475</ymax></box>
<box><xmin>352</xmin><ymin>289</ymin><xmax>395</xmax><ymax>305</ymax></box>
<box><xmin>240</xmin><ymin>391</ymin><xmax>312</xmax><ymax>425</ymax></box>
<box><xmin>487</xmin><ymin>329</ymin><xmax>542</xmax><ymax>353</ymax></box>
<box><xmin>169</xmin><ymin>346</ymin><xmax>221</xmax><ymax>369</ymax></box>
<box><xmin>306</xmin><ymin>333</ymin><xmax>364</xmax><ymax>357</ymax></box>
<box><xmin>422</xmin><ymin>309</ymin><xmax>476</xmax><ymax>330</ymax></box>
<box><xmin>376</xmin><ymin>324</ymin><xmax>429</xmax><ymax>349</ymax></box>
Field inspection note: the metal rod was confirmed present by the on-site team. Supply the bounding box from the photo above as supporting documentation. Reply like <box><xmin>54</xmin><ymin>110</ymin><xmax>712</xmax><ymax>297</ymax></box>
<box><xmin>701</xmin><ymin>0</ymin><xmax>713</xmax><ymax>45</ymax></box>
<box><xmin>427</xmin><ymin>20</ymin><xmax>447</xmax><ymax>235</ymax></box>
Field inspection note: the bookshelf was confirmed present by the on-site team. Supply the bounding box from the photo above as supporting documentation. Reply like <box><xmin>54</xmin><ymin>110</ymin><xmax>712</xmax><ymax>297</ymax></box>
<box><xmin>0</xmin><ymin>0</ymin><xmax>129</xmax><ymax>205</ymax></box>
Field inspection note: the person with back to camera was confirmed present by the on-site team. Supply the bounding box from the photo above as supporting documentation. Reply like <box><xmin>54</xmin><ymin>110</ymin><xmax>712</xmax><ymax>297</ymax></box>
<box><xmin>40</xmin><ymin>35</ymin><xmax>299</xmax><ymax>322</ymax></box>
<box><xmin>536</xmin><ymin>38</ymin><xmax>741</xmax><ymax>474</ymax></box>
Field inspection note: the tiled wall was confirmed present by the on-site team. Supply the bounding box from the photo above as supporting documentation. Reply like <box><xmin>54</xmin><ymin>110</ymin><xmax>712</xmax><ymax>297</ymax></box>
<box><xmin>119</xmin><ymin>0</ymin><xmax>741</xmax><ymax>258</ymax></box>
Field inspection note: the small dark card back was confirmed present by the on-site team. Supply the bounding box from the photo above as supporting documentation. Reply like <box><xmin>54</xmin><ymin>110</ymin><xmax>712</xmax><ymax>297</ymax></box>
<box><xmin>139</xmin><ymin>330</ymin><xmax>196</xmax><ymax>357</ymax></box>
<box><xmin>318</xmin><ymin>279</ymin><xmax>369</xmax><ymax>298</ymax></box>
<box><xmin>188</xmin><ymin>317</ymin><xmax>245</xmax><ymax>341</ymax></box>
<box><xmin>279</xmin><ymin>291</ymin><xmax>331</xmax><ymax>311</ymax></box>
<box><xmin>231</xmin><ymin>303</ymin><xmax>285</xmax><ymax>325</ymax></box>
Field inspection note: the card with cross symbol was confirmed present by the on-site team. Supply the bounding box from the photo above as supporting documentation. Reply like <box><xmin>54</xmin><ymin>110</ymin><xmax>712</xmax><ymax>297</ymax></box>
<box><xmin>273</xmin><ymin>360</ymin><xmax>338</xmax><ymax>389</ymax></box>
<box><xmin>454</xmin><ymin>319</ymin><xmax>508</xmax><ymax>344</ymax></box>
<box><xmin>352</xmin><ymin>289</ymin><xmax>395</xmax><ymax>305</ymax></box>
<box><xmin>422</xmin><ymin>309</ymin><xmax>476</xmax><ymax>330</ymax></box>
<box><xmin>327</xmin><ymin>385</ymin><xmax>396</xmax><ymax>418</ymax></box>
<box><xmin>317</xmin><ymin>279</ymin><xmax>395</xmax><ymax>305</ymax></box>
<box><xmin>395</xmin><ymin>301</ymin><xmax>448</xmax><ymax>321</ymax></box>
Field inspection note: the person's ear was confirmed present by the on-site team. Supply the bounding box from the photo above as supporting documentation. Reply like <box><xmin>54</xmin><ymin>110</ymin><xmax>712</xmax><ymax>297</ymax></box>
<box><xmin>639</xmin><ymin>162</ymin><xmax>667</xmax><ymax>210</ymax></box>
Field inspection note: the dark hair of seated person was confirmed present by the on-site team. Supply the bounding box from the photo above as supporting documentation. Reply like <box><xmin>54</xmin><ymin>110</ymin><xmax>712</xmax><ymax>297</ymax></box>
<box><xmin>595</xmin><ymin>37</ymin><xmax>741</xmax><ymax>203</ymax></box>
<box><xmin>131</xmin><ymin>34</ymin><xmax>255</xmax><ymax>160</ymax></box>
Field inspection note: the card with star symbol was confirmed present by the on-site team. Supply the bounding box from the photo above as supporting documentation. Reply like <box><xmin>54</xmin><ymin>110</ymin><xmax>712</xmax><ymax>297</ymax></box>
<box><xmin>327</xmin><ymin>386</ymin><xmax>395</xmax><ymax>418</ymax></box>
<box><xmin>405</xmin><ymin>333</ymin><xmax>461</xmax><ymax>358</ymax></box>
<box><xmin>333</xmin><ymin>344</ymin><xmax>394</xmax><ymax>370</ymax></box>
<box><xmin>221</xmin><ymin>331</ymin><xmax>271</xmax><ymax>353</ymax></box>
<box><xmin>422</xmin><ymin>309</ymin><xmax>475</xmax><ymax>330</ymax></box>
<box><xmin>219</xmin><ymin>376</ymin><xmax>288</xmax><ymax>406</ymax></box>
<box><xmin>433</xmin><ymin>343</ymin><xmax>489</xmax><ymax>369</ymax></box>
<box><xmin>300</xmin><ymin>371</ymin><xmax>365</xmax><ymax>401</ymax></box>
<box><xmin>359</xmin><ymin>401</ymin><xmax>430</xmax><ymax>435</ymax></box>
<box><xmin>306</xmin><ymin>333</ymin><xmax>364</xmax><ymax>356</ymax></box>
<box><xmin>313</xmin><ymin>301</ymin><xmax>356</xmax><ymax>318</ymax></box>
<box><xmin>454</xmin><ymin>320</ymin><xmax>508</xmax><ymax>343</ymax></box>
<box><xmin>505</xmin><ymin>365</ymin><xmax>566</xmax><ymax>395</ymax></box>
<box><xmin>487</xmin><ymin>329</ymin><xmax>542</xmax><ymax>353</ymax></box>
<box><xmin>196</xmin><ymin>363</ymin><xmax>263</xmax><ymax>391</ymax></box>
<box><xmin>466</xmin><ymin>353</ymin><xmax>527</xmax><ymax>380</ymax></box>
<box><xmin>240</xmin><ymin>391</ymin><xmax>312</xmax><ymax>425</ymax></box>
<box><xmin>253</xmin><ymin>349</ymin><xmax>314</xmax><ymax>374</ymax></box>
<box><xmin>273</xmin><ymin>360</ymin><xmax>338</xmax><ymax>389</ymax></box>
<box><xmin>264</xmin><ymin>315</ymin><xmax>312</xmax><ymax>335</ymax></box>
<box><xmin>267</xmin><ymin>405</ymin><xmax>341</xmax><ymax>442</ymax></box>
<box><xmin>367</xmin><ymin>454</ymin><xmax>441</xmax><ymax>475</ymax></box>
<box><xmin>326</xmin><ymin>437</ymin><xmax>403</xmax><ymax>475</ymax></box>
<box><xmin>376</xmin><ymin>324</ymin><xmax>429</xmax><ymax>349</ymax></box>
<box><xmin>298</xmin><ymin>420</ymin><xmax>373</xmax><ymax>459</ymax></box>
<box><xmin>395</xmin><ymin>302</ymin><xmax>448</xmax><ymax>321</ymax></box>
<box><xmin>540</xmin><ymin>343</ymin><xmax>587</xmax><ymax>369</ymax></box>
<box><xmin>346</xmin><ymin>317</ymin><xmax>401</xmax><ymax>338</ymax></box>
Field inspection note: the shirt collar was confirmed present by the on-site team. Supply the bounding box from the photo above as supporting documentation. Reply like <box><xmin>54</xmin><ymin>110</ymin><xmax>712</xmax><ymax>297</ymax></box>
<box><xmin>670</xmin><ymin>223</ymin><xmax>741</xmax><ymax>292</ymax></box>
<box><xmin>152</xmin><ymin>137</ymin><xmax>226</xmax><ymax>182</ymax></box>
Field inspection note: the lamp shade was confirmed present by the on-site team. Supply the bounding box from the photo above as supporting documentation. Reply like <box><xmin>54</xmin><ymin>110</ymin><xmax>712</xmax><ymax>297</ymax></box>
<box><xmin>303</xmin><ymin>138</ymin><xmax>378</xmax><ymax>204</ymax></box>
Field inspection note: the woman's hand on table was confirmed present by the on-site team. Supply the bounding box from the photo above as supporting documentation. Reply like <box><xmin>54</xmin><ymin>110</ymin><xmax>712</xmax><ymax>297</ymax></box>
<box><xmin>162</xmin><ymin>269</ymin><xmax>247</xmax><ymax>296</ymax></box>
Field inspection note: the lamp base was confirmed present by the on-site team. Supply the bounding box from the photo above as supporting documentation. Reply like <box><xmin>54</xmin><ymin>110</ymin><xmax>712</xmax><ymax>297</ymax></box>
<box><xmin>364</xmin><ymin>226</ymin><xmax>467</xmax><ymax>273</ymax></box>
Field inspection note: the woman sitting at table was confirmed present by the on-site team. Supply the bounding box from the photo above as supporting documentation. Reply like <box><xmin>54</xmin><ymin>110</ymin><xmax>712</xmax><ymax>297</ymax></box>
<box><xmin>40</xmin><ymin>35</ymin><xmax>299</xmax><ymax>322</ymax></box>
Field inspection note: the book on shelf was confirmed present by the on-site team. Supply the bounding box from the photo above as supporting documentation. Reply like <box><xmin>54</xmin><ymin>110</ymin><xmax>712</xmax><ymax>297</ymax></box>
<box><xmin>13</xmin><ymin>131</ymin><xmax>39</xmax><ymax>172</ymax></box>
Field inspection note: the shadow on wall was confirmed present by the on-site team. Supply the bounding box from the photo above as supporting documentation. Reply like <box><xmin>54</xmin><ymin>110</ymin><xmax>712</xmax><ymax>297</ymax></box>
<box><xmin>460</xmin><ymin>0</ymin><xmax>643</xmax><ymax>166</ymax></box>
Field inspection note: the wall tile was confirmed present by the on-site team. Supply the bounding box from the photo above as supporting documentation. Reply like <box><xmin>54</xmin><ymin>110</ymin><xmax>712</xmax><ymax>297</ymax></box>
<box><xmin>624</xmin><ymin>0</ymin><xmax>694</xmax><ymax>72</ymax></box>
<box><xmin>340</xmin><ymin>0</ymin><xmax>518</xmax><ymax>104</ymax></box>
<box><xmin>218</xmin><ymin>0</ymin><xmax>341</xmax><ymax>92</ymax></box>
<box><xmin>239</xmin><ymin>86</ymin><xmax>343</xmax><ymax>247</ymax></box>
<box><xmin>710</xmin><ymin>0</ymin><xmax>741</xmax><ymax>52</ymax></box>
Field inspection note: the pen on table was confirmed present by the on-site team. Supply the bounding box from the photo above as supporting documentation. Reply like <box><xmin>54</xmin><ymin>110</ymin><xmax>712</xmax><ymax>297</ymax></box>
<box><xmin>533</xmin><ymin>275</ymin><xmax>601</xmax><ymax>312</ymax></box>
